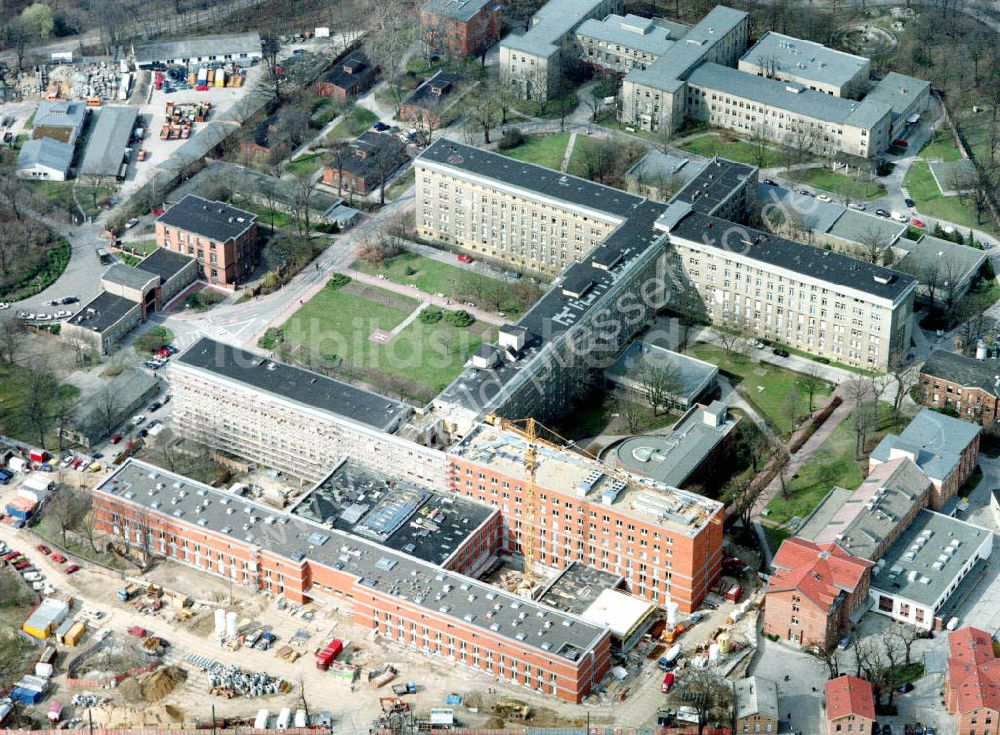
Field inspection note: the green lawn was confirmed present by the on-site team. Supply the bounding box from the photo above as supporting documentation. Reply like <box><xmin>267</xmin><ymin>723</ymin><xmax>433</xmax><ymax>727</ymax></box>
<box><xmin>353</xmin><ymin>252</ymin><xmax>539</xmax><ymax>317</ymax></box>
<box><xmin>385</xmin><ymin>167</ymin><xmax>415</xmax><ymax>201</ymax></box>
<box><xmin>765</xmin><ymin>415</ymin><xmax>864</xmax><ymax>524</ymax></box>
<box><xmin>919</xmin><ymin>129</ymin><xmax>962</xmax><ymax>162</ymax></box>
<box><xmin>32</xmin><ymin>514</ymin><xmax>130</xmax><ymax>571</ymax></box>
<box><xmin>240</xmin><ymin>201</ymin><xmax>296</xmax><ymax>229</ymax></box>
<box><xmin>327</xmin><ymin>107</ymin><xmax>378</xmax><ymax>141</ymax></box>
<box><xmin>680</xmin><ymin>133</ymin><xmax>785</xmax><ymax>168</ymax></box>
<box><xmin>25</xmin><ymin>180</ymin><xmax>115</xmax><ymax>218</ymax></box>
<box><xmin>788</xmin><ymin>168</ymin><xmax>886</xmax><ymax>200</ymax></box>
<box><xmin>904</xmin><ymin>161</ymin><xmax>987</xmax><ymax>231</ymax></box>
<box><xmin>119</xmin><ymin>240</ymin><xmax>157</xmax><ymax>257</ymax></box>
<box><xmin>285</xmin><ymin>152</ymin><xmax>326</xmax><ymax>176</ymax></box>
<box><xmin>688</xmin><ymin>344</ymin><xmax>833</xmax><ymax>437</ymax></box>
<box><xmin>499</xmin><ymin>133</ymin><xmax>570</xmax><ymax>170</ymax></box>
<box><xmin>511</xmin><ymin>90</ymin><xmax>578</xmax><ymax>120</ymax></box>
<box><xmin>0</xmin><ymin>569</ymin><xmax>39</xmax><ymax>690</ymax></box>
<box><xmin>277</xmin><ymin>283</ymin><xmax>494</xmax><ymax>401</ymax></box>
<box><xmin>0</xmin><ymin>363</ymin><xmax>80</xmax><ymax>447</ymax></box>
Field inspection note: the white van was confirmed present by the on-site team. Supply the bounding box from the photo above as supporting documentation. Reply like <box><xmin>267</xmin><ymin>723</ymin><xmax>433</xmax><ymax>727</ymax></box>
<box><xmin>276</xmin><ymin>708</ymin><xmax>291</xmax><ymax>731</ymax></box>
<box><xmin>947</xmin><ymin>617</ymin><xmax>960</xmax><ymax>631</ymax></box>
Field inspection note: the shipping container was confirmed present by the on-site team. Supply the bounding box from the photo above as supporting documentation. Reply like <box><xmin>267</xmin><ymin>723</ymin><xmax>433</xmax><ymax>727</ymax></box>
<box><xmin>29</xmin><ymin>450</ymin><xmax>48</xmax><ymax>464</ymax></box>
<box><xmin>725</xmin><ymin>583</ymin><xmax>743</xmax><ymax>603</ymax></box>
<box><xmin>48</xmin><ymin>700</ymin><xmax>63</xmax><ymax>723</ymax></box>
<box><xmin>315</xmin><ymin>639</ymin><xmax>343</xmax><ymax>670</ymax></box>
<box><xmin>35</xmin><ymin>662</ymin><xmax>54</xmax><ymax>678</ymax></box>
<box><xmin>64</xmin><ymin>621</ymin><xmax>86</xmax><ymax>647</ymax></box>
<box><xmin>294</xmin><ymin>709</ymin><xmax>307</xmax><ymax>728</ymax></box>
<box><xmin>276</xmin><ymin>708</ymin><xmax>291</xmax><ymax>730</ymax></box>
<box><xmin>254</xmin><ymin>710</ymin><xmax>269</xmax><ymax>730</ymax></box>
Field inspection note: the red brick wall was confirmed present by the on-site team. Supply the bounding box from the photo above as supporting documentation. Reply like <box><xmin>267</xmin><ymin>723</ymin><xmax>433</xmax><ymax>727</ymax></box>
<box><xmin>919</xmin><ymin>374</ymin><xmax>999</xmax><ymax>425</ymax></box>
<box><xmin>91</xmin><ymin>489</ymin><xmax>607</xmax><ymax>703</ymax></box>
<box><xmin>421</xmin><ymin>7</ymin><xmax>500</xmax><ymax>57</ymax></box>
<box><xmin>828</xmin><ymin>714</ymin><xmax>874</xmax><ymax>735</ymax></box>
<box><xmin>445</xmin><ymin>456</ymin><xmax>723</xmax><ymax>612</ymax></box>
<box><xmin>155</xmin><ymin>221</ymin><xmax>259</xmax><ymax>286</ymax></box>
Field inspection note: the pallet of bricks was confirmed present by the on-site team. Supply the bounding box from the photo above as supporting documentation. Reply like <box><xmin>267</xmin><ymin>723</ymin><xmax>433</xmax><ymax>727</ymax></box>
<box><xmin>160</xmin><ymin>101</ymin><xmax>211</xmax><ymax>140</ymax></box>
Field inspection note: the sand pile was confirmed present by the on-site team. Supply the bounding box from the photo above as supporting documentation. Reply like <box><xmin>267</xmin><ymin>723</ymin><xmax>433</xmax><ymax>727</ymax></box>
<box><xmin>90</xmin><ymin>704</ymin><xmax>183</xmax><ymax>728</ymax></box>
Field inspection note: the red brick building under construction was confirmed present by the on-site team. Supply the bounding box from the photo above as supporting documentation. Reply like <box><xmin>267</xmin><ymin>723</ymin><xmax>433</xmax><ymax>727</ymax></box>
<box><xmin>92</xmin><ymin>459</ymin><xmax>611</xmax><ymax>703</ymax></box>
<box><xmin>446</xmin><ymin>422</ymin><xmax>726</xmax><ymax>613</ymax></box>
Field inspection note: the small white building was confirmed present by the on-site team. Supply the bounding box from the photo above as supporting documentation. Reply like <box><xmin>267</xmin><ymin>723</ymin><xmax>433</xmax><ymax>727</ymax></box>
<box><xmin>16</xmin><ymin>138</ymin><xmax>74</xmax><ymax>181</ymax></box>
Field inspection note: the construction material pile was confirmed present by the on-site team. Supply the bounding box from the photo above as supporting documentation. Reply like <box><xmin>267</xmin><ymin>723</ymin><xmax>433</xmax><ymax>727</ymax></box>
<box><xmin>185</xmin><ymin>654</ymin><xmax>290</xmax><ymax>698</ymax></box>
<box><xmin>89</xmin><ymin>704</ymin><xmax>183</xmax><ymax>728</ymax></box>
<box><xmin>71</xmin><ymin>694</ymin><xmax>105</xmax><ymax>708</ymax></box>
<box><xmin>34</xmin><ymin>62</ymin><xmax>123</xmax><ymax>100</ymax></box>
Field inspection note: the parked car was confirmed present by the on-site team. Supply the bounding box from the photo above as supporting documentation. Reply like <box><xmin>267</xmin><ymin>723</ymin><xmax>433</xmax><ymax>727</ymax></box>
<box><xmin>64</xmin><ymin>564</ymin><xmax>80</xmax><ymax>574</ymax></box>
<box><xmin>144</xmin><ymin>361</ymin><xmax>161</xmax><ymax>370</ymax></box>
<box><xmin>149</xmin><ymin>401</ymin><xmax>162</xmax><ymax>412</ymax></box>
<box><xmin>816</xmin><ymin>193</ymin><xmax>833</xmax><ymax>202</ymax></box>
<box><xmin>130</xmin><ymin>414</ymin><xmax>145</xmax><ymax>426</ymax></box>
<box><xmin>837</xmin><ymin>636</ymin><xmax>851</xmax><ymax>650</ymax></box>
<box><xmin>457</xmin><ymin>254</ymin><xmax>473</xmax><ymax>263</ymax></box>
<box><xmin>155</xmin><ymin>348</ymin><xmax>171</xmax><ymax>358</ymax></box>
<box><xmin>762</xmin><ymin>178</ymin><xmax>777</xmax><ymax>186</ymax></box>
<box><xmin>911</xmin><ymin>218</ymin><xmax>926</xmax><ymax>228</ymax></box>
<box><xmin>892</xmin><ymin>211</ymin><xmax>910</xmax><ymax>222</ymax></box>
<box><xmin>162</xmin><ymin>345</ymin><xmax>179</xmax><ymax>354</ymax></box>
<box><xmin>899</xmin><ymin>682</ymin><xmax>915</xmax><ymax>694</ymax></box>
<box><xmin>903</xmin><ymin>724</ymin><xmax>914</xmax><ymax>735</ymax></box>
<box><xmin>372</xmin><ymin>122</ymin><xmax>389</xmax><ymax>132</ymax></box>
<box><xmin>125</xmin><ymin>218</ymin><xmax>139</xmax><ymax>229</ymax></box>
<box><xmin>36</xmin><ymin>544</ymin><xmax>50</xmax><ymax>555</ymax></box>
<box><xmin>875</xmin><ymin>208</ymin><xmax>891</xmax><ymax>217</ymax></box>
<box><xmin>904</xmin><ymin>197</ymin><xmax>915</xmax><ymax>208</ymax></box>
<box><xmin>50</xmin><ymin>553</ymin><xmax>66</xmax><ymax>563</ymax></box>
<box><xmin>138</xmin><ymin>429</ymin><xmax>148</xmax><ymax>438</ymax></box>
<box><xmin>914</xmin><ymin>723</ymin><xmax>924</xmax><ymax>735</ymax></box>
<box><xmin>771</xmin><ymin>347</ymin><xmax>790</xmax><ymax>358</ymax></box>
<box><xmin>61</xmin><ymin>296</ymin><xmax>79</xmax><ymax>305</ymax></box>
<box><xmin>848</xmin><ymin>202</ymin><xmax>867</xmax><ymax>211</ymax></box>
<box><xmin>110</xmin><ymin>434</ymin><xmax>123</xmax><ymax>445</ymax></box>
<box><xmin>798</xmin><ymin>189</ymin><xmax>813</xmax><ymax>196</ymax></box>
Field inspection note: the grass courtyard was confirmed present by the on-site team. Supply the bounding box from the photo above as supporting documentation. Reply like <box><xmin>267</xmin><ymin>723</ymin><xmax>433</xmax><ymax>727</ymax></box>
<box><xmin>687</xmin><ymin>344</ymin><xmax>833</xmax><ymax>437</ymax></box>
<box><xmin>680</xmin><ymin>133</ymin><xmax>785</xmax><ymax>168</ymax></box>
<box><xmin>326</xmin><ymin>107</ymin><xmax>378</xmax><ymax>142</ymax></box>
<box><xmin>788</xmin><ymin>167</ymin><xmax>886</xmax><ymax>200</ymax></box>
<box><xmin>352</xmin><ymin>252</ymin><xmax>537</xmax><ymax>317</ymax></box>
<box><xmin>764</xmin><ymin>416</ymin><xmax>863</xmax><ymax>524</ymax></box>
<box><xmin>904</xmin><ymin>160</ymin><xmax>987</xmax><ymax>231</ymax></box>
<box><xmin>499</xmin><ymin>133</ymin><xmax>570</xmax><ymax>170</ymax></box>
<box><xmin>285</xmin><ymin>152</ymin><xmax>326</xmax><ymax>177</ymax></box>
<box><xmin>274</xmin><ymin>281</ymin><xmax>494</xmax><ymax>402</ymax></box>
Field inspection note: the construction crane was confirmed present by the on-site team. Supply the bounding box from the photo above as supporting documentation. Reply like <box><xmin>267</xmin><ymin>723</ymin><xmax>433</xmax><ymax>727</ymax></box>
<box><xmin>482</xmin><ymin>413</ymin><xmax>722</xmax><ymax>583</ymax></box>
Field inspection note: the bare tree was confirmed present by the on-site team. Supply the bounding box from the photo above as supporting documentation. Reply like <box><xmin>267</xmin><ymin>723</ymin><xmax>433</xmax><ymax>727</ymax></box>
<box><xmin>24</xmin><ymin>364</ymin><xmax>58</xmax><ymax>448</ymax></box>
<box><xmin>805</xmin><ymin>640</ymin><xmax>843</xmax><ymax>679</ymax></box>
<box><xmin>681</xmin><ymin>668</ymin><xmax>732</xmax><ymax>735</ymax></box>
<box><xmin>890</xmin><ymin>362</ymin><xmax>919</xmax><ymax>417</ymax></box>
<box><xmin>95</xmin><ymin>384</ymin><xmax>122</xmax><ymax>439</ymax></box>
<box><xmin>45</xmin><ymin>485</ymin><xmax>91</xmax><ymax>547</ymax></box>
<box><xmin>633</xmin><ymin>355</ymin><xmax>683</xmax><ymax>416</ymax></box>
<box><xmin>0</xmin><ymin>317</ymin><xmax>23</xmax><ymax>365</ymax></box>
<box><xmin>799</xmin><ymin>363</ymin><xmax>827</xmax><ymax>413</ymax></box>
<box><xmin>858</xmin><ymin>224</ymin><xmax>889</xmax><ymax>264</ymax></box>
<box><xmin>724</xmin><ymin>475</ymin><xmax>765</xmax><ymax>531</ymax></box>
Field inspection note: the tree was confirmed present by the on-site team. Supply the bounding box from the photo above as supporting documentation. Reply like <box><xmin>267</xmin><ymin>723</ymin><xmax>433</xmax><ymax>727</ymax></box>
<box><xmin>724</xmin><ymin>475</ymin><xmax>765</xmax><ymax>531</ymax></box>
<box><xmin>0</xmin><ymin>317</ymin><xmax>23</xmax><ymax>365</ymax></box>
<box><xmin>45</xmin><ymin>485</ymin><xmax>90</xmax><ymax>546</ymax></box>
<box><xmin>805</xmin><ymin>641</ymin><xmax>842</xmax><ymax>679</ymax></box>
<box><xmin>95</xmin><ymin>384</ymin><xmax>122</xmax><ymax>439</ymax></box>
<box><xmin>289</xmin><ymin>170</ymin><xmax>315</xmax><ymax>242</ymax></box>
<box><xmin>52</xmin><ymin>396</ymin><xmax>77</xmax><ymax>452</ymax></box>
<box><xmin>889</xmin><ymin>362</ymin><xmax>919</xmax><ymax>417</ymax></box>
<box><xmin>260</xmin><ymin>32</ymin><xmax>283</xmax><ymax>102</ymax></box>
<box><xmin>800</xmin><ymin>363</ymin><xmax>827</xmax><ymax>413</ymax></box>
<box><xmin>858</xmin><ymin>223</ymin><xmax>889</xmax><ymax>264</ymax></box>
<box><xmin>326</xmin><ymin>140</ymin><xmax>351</xmax><ymax>198</ymax></box>
<box><xmin>681</xmin><ymin>668</ymin><xmax>732</xmax><ymax>735</ymax></box>
<box><xmin>612</xmin><ymin>390</ymin><xmax>642</xmax><ymax>434</ymax></box>
<box><xmin>4</xmin><ymin>3</ymin><xmax>54</xmax><ymax>72</ymax></box>
<box><xmin>633</xmin><ymin>354</ymin><xmax>683</xmax><ymax>415</ymax></box>
<box><xmin>24</xmin><ymin>364</ymin><xmax>58</xmax><ymax>447</ymax></box>
<box><xmin>467</xmin><ymin>89</ymin><xmax>499</xmax><ymax>145</ymax></box>
<box><xmin>750</xmin><ymin>122</ymin><xmax>773</xmax><ymax>169</ymax></box>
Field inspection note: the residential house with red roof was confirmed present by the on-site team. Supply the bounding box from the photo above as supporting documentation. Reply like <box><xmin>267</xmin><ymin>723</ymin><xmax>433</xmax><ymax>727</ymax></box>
<box><xmin>763</xmin><ymin>537</ymin><xmax>873</xmax><ymax>648</ymax></box>
<box><xmin>946</xmin><ymin>626</ymin><xmax>1000</xmax><ymax>735</ymax></box>
<box><xmin>825</xmin><ymin>675</ymin><xmax>876</xmax><ymax>735</ymax></box>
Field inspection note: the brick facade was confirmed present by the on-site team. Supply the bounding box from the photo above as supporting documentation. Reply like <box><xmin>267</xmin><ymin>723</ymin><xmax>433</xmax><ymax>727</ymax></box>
<box><xmin>919</xmin><ymin>373</ymin><xmax>1000</xmax><ymax>426</ymax></box>
<box><xmin>421</xmin><ymin>4</ymin><xmax>501</xmax><ymax>58</ymax></box>
<box><xmin>946</xmin><ymin>627</ymin><xmax>1000</xmax><ymax>735</ymax></box>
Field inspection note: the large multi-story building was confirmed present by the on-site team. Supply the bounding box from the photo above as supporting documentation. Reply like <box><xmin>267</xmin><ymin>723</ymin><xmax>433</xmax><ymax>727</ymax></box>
<box><xmin>499</xmin><ymin>0</ymin><xmax>622</xmax><ymax>102</ymax></box>
<box><xmin>575</xmin><ymin>14</ymin><xmax>685</xmax><ymax>75</ymax></box>
<box><xmin>420</xmin><ymin>0</ymin><xmax>503</xmax><ymax>58</ymax></box>
<box><xmin>155</xmin><ymin>194</ymin><xmax>259</xmax><ymax>287</ymax></box>
<box><xmin>93</xmin><ymin>459</ymin><xmax>611</xmax><ymax>703</ymax></box>
<box><xmin>737</xmin><ymin>32</ymin><xmax>870</xmax><ymax>99</ymax></box>
<box><xmin>447</xmin><ymin>422</ymin><xmax>726</xmax><ymax>612</ymax></box>
<box><xmin>616</xmin><ymin>6</ymin><xmax>929</xmax><ymax>159</ymax></box>
<box><xmin>918</xmin><ymin>350</ymin><xmax>1000</xmax><ymax>425</ymax></box>
<box><xmin>658</xmin><ymin>199</ymin><xmax>915</xmax><ymax>369</ymax></box>
<box><xmin>167</xmin><ymin>338</ymin><xmax>440</xmax><ymax>487</ymax></box>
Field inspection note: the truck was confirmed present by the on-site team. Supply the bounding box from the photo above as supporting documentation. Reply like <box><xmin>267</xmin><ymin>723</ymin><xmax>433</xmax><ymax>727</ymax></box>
<box><xmin>661</xmin><ymin>672</ymin><xmax>676</xmax><ymax>692</ymax></box>
<box><xmin>256</xmin><ymin>632</ymin><xmax>277</xmax><ymax>650</ymax></box>
<box><xmin>315</xmin><ymin>639</ymin><xmax>343</xmax><ymax>670</ymax></box>
<box><xmin>657</xmin><ymin>644</ymin><xmax>682</xmax><ymax>671</ymax></box>
<box><xmin>47</xmin><ymin>700</ymin><xmax>63</xmax><ymax>723</ymax></box>
<box><xmin>118</xmin><ymin>584</ymin><xmax>139</xmax><ymax>602</ymax></box>
<box><xmin>29</xmin><ymin>450</ymin><xmax>48</xmax><ymax>464</ymax></box>
<box><xmin>392</xmin><ymin>681</ymin><xmax>417</xmax><ymax>696</ymax></box>
<box><xmin>369</xmin><ymin>664</ymin><xmax>397</xmax><ymax>688</ymax></box>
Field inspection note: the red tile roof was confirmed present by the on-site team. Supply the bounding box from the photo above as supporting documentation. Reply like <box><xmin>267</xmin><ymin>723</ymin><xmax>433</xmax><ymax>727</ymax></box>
<box><xmin>948</xmin><ymin>627</ymin><xmax>1000</xmax><ymax>713</ymax></box>
<box><xmin>825</xmin><ymin>675</ymin><xmax>875</xmax><ymax>721</ymax></box>
<box><xmin>769</xmin><ymin>537</ymin><xmax>872</xmax><ymax>613</ymax></box>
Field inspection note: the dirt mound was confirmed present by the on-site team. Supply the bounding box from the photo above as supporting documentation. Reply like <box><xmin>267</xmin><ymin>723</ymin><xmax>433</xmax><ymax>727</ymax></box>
<box><xmin>142</xmin><ymin>666</ymin><xmax>187</xmax><ymax>702</ymax></box>
<box><xmin>91</xmin><ymin>704</ymin><xmax>183</xmax><ymax>728</ymax></box>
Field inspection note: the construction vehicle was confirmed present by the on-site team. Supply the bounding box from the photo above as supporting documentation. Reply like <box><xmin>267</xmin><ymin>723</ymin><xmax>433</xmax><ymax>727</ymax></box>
<box><xmin>118</xmin><ymin>584</ymin><xmax>138</xmax><ymax>602</ymax></box>
<box><xmin>368</xmin><ymin>664</ymin><xmax>397</xmax><ymax>688</ymax></box>
<box><xmin>379</xmin><ymin>697</ymin><xmax>408</xmax><ymax>714</ymax></box>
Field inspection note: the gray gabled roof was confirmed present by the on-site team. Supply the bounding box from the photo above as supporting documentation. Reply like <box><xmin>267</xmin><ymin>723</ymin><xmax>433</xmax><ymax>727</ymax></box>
<box><xmin>733</xmin><ymin>676</ymin><xmax>779</xmax><ymax>720</ymax></box>
<box><xmin>421</xmin><ymin>0</ymin><xmax>498</xmax><ymax>22</ymax></box>
<box><xmin>921</xmin><ymin>350</ymin><xmax>1000</xmax><ymax>397</ymax></box>
<box><xmin>870</xmin><ymin>408</ymin><xmax>982</xmax><ymax>482</ymax></box>
<box><xmin>500</xmin><ymin>0</ymin><xmax>608</xmax><ymax>58</ymax></box>
<box><xmin>16</xmin><ymin>137</ymin><xmax>73</xmax><ymax>175</ymax></box>
<box><xmin>80</xmin><ymin>105</ymin><xmax>138</xmax><ymax>178</ymax></box>
<box><xmin>33</xmin><ymin>100</ymin><xmax>86</xmax><ymax>131</ymax></box>
<box><xmin>132</xmin><ymin>32</ymin><xmax>261</xmax><ymax>65</ymax></box>
<box><xmin>686</xmin><ymin>62</ymin><xmax>890</xmax><ymax>128</ymax></box>
<box><xmin>156</xmin><ymin>194</ymin><xmax>256</xmax><ymax>243</ymax></box>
